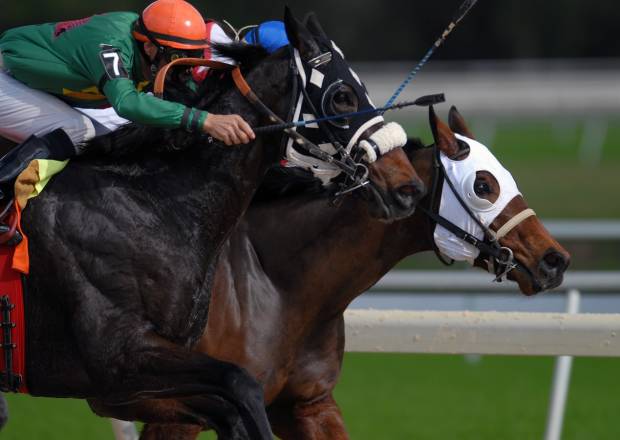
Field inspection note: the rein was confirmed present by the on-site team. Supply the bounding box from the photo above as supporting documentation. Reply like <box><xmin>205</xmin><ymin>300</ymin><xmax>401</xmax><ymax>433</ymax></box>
<box><xmin>420</xmin><ymin>142</ymin><xmax>537</xmax><ymax>282</ymax></box>
<box><xmin>252</xmin><ymin>94</ymin><xmax>446</xmax><ymax>134</ymax></box>
<box><xmin>153</xmin><ymin>57</ymin><xmax>366</xmax><ymax>183</ymax></box>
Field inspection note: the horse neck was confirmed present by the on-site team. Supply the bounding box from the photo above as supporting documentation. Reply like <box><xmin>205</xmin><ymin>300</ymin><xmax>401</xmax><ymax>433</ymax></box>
<box><xmin>246</xmin><ymin>149</ymin><xmax>435</xmax><ymax>316</ymax></box>
<box><xmin>179</xmin><ymin>55</ymin><xmax>293</xmax><ymax>229</ymax></box>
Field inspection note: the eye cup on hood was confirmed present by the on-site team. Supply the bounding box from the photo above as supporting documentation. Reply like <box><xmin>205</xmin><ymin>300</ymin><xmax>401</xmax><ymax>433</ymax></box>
<box><xmin>462</xmin><ymin>171</ymin><xmax>497</xmax><ymax>212</ymax></box>
<box><xmin>321</xmin><ymin>80</ymin><xmax>359</xmax><ymax>129</ymax></box>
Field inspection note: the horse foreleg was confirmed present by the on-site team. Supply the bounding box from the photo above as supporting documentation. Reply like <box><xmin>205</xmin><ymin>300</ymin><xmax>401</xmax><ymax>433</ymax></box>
<box><xmin>79</xmin><ymin>329</ymin><xmax>271</xmax><ymax>440</ymax></box>
<box><xmin>268</xmin><ymin>394</ymin><xmax>349</xmax><ymax>440</ymax></box>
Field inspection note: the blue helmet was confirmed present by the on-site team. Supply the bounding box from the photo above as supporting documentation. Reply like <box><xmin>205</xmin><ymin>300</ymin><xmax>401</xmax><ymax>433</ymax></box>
<box><xmin>243</xmin><ymin>21</ymin><xmax>290</xmax><ymax>54</ymax></box>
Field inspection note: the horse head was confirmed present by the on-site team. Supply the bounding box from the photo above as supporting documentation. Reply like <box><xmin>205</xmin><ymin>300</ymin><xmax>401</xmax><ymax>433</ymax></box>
<box><xmin>427</xmin><ymin>106</ymin><xmax>570</xmax><ymax>295</ymax></box>
<box><xmin>281</xmin><ymin>8</ymin><xmax>425</xmax><ymax>220</ymax></box>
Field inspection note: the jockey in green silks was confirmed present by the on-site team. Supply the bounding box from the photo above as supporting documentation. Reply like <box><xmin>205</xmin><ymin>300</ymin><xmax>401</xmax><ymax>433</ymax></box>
<box><xmin>0</xmin><ymin>0</ymin><xmax>255</xmax><ymax>194</ymax></box>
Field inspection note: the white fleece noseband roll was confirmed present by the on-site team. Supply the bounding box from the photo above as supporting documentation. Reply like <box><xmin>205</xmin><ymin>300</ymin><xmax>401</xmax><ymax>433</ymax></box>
<box><xmin>357</xmin><ymin>122</ymin><xmax>408</xmax><ymax>163</ymax></box>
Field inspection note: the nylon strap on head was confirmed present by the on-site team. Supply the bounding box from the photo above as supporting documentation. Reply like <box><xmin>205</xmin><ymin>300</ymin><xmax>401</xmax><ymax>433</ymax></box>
<box><xmin>153</xmin><ymin>58</ymin><xmax>233</xmax><ymax>98</ymax></box>
<box><xmin>491</xmin><ymin>208</ymin><xmax>536</xmax><ymax>240</ymax></box>
<box><xmin>137</xmin><ymin>15</ymin><xmax>165</xmax><ymax>52</ymax></box>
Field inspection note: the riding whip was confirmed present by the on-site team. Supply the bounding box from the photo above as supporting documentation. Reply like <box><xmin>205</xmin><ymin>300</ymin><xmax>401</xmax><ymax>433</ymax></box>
<box><xmin>383</xmin><ymin>0</ymin><xmax>479</xmax><ymax>108</ymax></box>
<box><xmin>253</xmin><ymin>93</ymin><xmax>445</xmax><ymax>134</ymax></box>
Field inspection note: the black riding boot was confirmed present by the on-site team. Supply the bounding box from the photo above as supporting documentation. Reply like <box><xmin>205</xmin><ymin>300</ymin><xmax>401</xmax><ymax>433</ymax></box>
<box><xmin>0</xmin><ymin>128</ymin><xmax>75</xmax><ymax>188</ymax></box>
<box><xmin>0</xmin><ymin>129</ymin><xmax>75</xmax><ymax>246</ymax></box>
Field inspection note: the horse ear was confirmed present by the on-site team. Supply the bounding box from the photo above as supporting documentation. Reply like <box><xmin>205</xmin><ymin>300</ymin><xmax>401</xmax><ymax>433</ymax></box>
<box><xmin>448</xmin><ymin>106</ymin><xmax>475</xmax><ymax>139</ymax></box>
<box><xmin>304</xmin><ymin>12</ymin><xmax>329</xmax><ymax>41</ymax></box>
<box><xmin>429</xmin><ymin>106</ymin><xmax>460</xmax><ymax>158</ymax></box>
<box><xmin>284</xmin><ymin>6</ymin><xmax>321</xmax><ymax>60</ymax></box>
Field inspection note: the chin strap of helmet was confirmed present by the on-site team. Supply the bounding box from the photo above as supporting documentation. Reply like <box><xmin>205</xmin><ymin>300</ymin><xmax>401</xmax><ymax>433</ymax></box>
<box><xmin>135</xmin><ymin>14</ymin><xmax>169</xmax><ymax>76</ymax></box>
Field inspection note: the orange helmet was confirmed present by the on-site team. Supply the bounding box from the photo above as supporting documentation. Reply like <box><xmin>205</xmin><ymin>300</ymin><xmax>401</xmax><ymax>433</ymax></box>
<box><xmin>133</xmin><ymin>0</ymin><xmax>209</xmax><ymax>50</ymax></box>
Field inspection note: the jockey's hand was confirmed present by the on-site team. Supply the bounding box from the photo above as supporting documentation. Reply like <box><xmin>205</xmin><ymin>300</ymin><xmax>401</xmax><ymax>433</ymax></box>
<box><xmin>202</xmin><ymin>114</ymin><xmax>256</xmax><ymax>146</ymax></box>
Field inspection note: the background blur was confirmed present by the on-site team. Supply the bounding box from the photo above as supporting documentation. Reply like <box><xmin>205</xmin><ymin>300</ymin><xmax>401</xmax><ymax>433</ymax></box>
<box><xmin>2</xmin><ymin>1</ymin><xmax>619</xmax><ymax>439</ymax></box>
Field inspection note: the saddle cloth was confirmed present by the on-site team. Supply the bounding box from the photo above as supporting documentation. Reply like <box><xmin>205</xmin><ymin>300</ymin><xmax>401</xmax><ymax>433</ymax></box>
<box><xmin>0</xmin><ymin>158</ymin><xmax>66</xmax><ymax>393</ymax></box>
<box><xmin>0</xmin><ymin>202</ymin><xmax>28</xmax><ymax>393</ymax></box>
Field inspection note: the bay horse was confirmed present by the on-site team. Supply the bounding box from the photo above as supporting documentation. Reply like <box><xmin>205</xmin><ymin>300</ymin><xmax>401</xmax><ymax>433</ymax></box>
<box><xmin>132</xmin><ymin>106</ymin><xmax>569</xmax><ymax>439</ymax></box>
<box><xmin>6</xmin><ymin>8</ymin><xmax>422</xmax><ymax>440</ymax></box>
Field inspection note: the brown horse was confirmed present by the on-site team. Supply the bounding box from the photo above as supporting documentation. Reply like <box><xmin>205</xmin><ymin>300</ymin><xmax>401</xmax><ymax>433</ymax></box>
<box><xmin>121</xmin><ymin>106</ymin><xmax>569</xmax><ymax>439</ymax></box>
<box><xmin>0</xmin><ymin>9</ymin><xmax>423</xmax><ymax>440</ymax></box>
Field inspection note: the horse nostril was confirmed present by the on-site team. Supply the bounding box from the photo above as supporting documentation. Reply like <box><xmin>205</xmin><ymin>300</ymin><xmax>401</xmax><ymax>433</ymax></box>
<box><xmin>394</xmin><ymin>182</ymin><xmax>425</xmax><ymax>211</ymax></box>
<box><xmin>539</xmin><ymin>250</ymin><xmax>569</xmax><ymax>282</ymax></box>
<box><xmin>397</xmin><ymin>182</ymin><xmax>426</xmax><ymax>199</ymax></box>
<box><xmin>543</xmin><ymin>250</ymin><xmax>568</xmax><ymax>270</ymax></box>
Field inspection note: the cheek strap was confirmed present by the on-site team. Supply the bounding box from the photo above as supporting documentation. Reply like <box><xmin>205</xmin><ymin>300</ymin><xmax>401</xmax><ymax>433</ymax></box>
<box><xmin>491</xmin><ymin>208</ymin><xmax>536</xmax><ymax>240</ymax></box>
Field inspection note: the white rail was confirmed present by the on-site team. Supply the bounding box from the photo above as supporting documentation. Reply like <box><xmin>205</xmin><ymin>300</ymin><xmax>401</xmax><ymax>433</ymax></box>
<box><xmin>373</xmin><ymin>270</ymin><xmax>620</xmax><ymax>292</ymax></box>
<box><xmin>343</xmin><ymin>308</ymin><xmax>620</xmax><ymax>357</ymax></box>
<box><xmin>112</xmin><ymin>269</ymin><xmax>620</xmax><ymax>440</ymax></box>
<box><xmin>543</xmin><ymin>220</ymin><xmax>620</xmax><ymax>240</ymax></box>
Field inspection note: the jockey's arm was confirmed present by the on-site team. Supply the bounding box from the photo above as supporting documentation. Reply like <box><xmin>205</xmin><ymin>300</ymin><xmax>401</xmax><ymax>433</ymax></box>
<box><xmin>102</xmin><ymin>77</ymin><xmax>206</xmax><ymax>131</ymax></box>
<box><xmin>80</xmin><ymin>35</ymin><xmax>254</xmax><ymax>145</ymax></box>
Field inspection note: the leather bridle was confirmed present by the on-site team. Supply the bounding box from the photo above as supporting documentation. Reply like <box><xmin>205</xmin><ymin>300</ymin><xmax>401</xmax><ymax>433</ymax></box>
<box><xmin>153</xmin><ymin>51</ymin><xmax>394</xmax><ymax>196</ymax></box>
<box><xmin>419</xmin><ymin>142</ymin><xmax>537</xmax><ymax>282</ymax></box>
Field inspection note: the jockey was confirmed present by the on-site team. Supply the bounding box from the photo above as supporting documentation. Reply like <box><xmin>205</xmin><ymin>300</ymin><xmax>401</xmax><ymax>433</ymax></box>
<box><xmin>0</xmin><ymin>0</ymin><xmax>255</xmax><ymax>189</ymax></box>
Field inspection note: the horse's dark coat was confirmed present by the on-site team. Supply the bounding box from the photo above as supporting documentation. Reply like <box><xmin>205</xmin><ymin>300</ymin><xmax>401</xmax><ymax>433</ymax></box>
<box><xmin>17</xmin><ymin>25</ymin><xmax>292</xmax><ymax>440</ymax></box>
<box><xmin>4</xmin><ymin>9</ymin><xmax>421</xmax><ymax>439</ymax></box>
<box><xmin>136</xmin><ymin>111</ymin><xmax>569</xmax><ymax>440</ymax></box>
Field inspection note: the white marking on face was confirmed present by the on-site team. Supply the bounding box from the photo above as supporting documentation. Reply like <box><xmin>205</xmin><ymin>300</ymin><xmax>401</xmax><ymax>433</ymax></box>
<box><xmin>349</xmin><ymin>68</ymin><xmax>362</xmax><ymax>87</ymax></box>
<box><xmin>366</xmin><ymin>92</ymin><xmax>376</xmax><ymax>109</ymax></box>
<box><xmin>331</xmin><ymin>41</ymin><xmax>345</xmax><ymax>58</ymax></box>
<box><xmin>310</xmin><ymin>69</ymin><xmax>325</xmax><ymax>88</ymax></box>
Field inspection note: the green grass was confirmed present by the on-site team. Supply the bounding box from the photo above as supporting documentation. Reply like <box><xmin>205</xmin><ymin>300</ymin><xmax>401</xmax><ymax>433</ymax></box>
<box><xmin>336</xmin><ymin>354</ymin><xmax>620</xmax><ymax>440</ymax></box>
<box><xmin>3</xmin><ymin>355</ymin><xmax>620</xmax><ymax>439</ymax></box>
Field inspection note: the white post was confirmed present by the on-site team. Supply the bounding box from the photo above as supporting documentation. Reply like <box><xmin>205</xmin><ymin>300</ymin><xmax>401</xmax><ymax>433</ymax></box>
<box><xmin>544</xmin><ymin>289</ymin><xmax>581</xmax><ymax>440</ymax></box>
<box><xmin>110</xmin><ymin>419</ymin><xmax>139</xmax><ymax>440</ymax></box>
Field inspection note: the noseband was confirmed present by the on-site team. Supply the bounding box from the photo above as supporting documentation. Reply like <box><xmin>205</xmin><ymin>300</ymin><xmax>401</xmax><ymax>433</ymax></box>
<box><xmin>420</xmin><ymin>143</ymin><xmax>537</xmax><ymax>282</ymax></box>
<box><xmin>154</xmin><ymin>54</ymin><xmax>378</xmax><ymax>195</ymax></box>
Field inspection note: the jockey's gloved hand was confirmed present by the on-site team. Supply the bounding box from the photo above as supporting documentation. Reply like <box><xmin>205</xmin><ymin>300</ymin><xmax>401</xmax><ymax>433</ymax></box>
<box><xmin>202</xmin><ymin>114</ymin><xmax>255</xmax><ymax>146</ymax></box>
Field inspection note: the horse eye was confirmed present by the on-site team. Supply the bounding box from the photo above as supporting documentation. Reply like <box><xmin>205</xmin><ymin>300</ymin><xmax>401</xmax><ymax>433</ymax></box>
<box><xmin>474</xmin><ymin>180</ymin><xmax>491</xmax><ymax>197</ymax></box>
<box><xmin>333</xmin><ymin>91</ymin><xmax>348</xmax><ymax>105</ymax></box>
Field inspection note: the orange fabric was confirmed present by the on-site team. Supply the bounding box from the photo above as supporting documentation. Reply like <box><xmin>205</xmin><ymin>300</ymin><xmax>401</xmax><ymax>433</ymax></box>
<box><xmin>133</xmin><ymin>0</ymin><xmax>209</xmax><ymax>50</ymax></box>
<box><xmin>12</xmin><ymin>201</ymin><xmax>29</xmax><ymax>275</ymax></box>
<box><xmin>0</xmin><ymin>223</ymin><xmax>29</xmax><ymax>393</ymax></box>
<box><xmin>14</xmin><ymin>160</ymin><xmax>40</xmax><ymax>211</ymax></box>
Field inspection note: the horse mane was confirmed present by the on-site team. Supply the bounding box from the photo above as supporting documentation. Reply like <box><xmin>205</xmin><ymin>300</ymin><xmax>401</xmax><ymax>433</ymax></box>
<box><xmin>79</xmin><ymin>42</ymin><xmax>272</xmax><ymax>160</ymax></box>
<box><xmin>210</xmin><ymin>42</ymin><xmax>270</xmax><ymax>68</ymax></box>
<box><xmin>403</xmin><ymin>137</ymin><xmax>428</xmax><ymax>161</ymax></box>
<box><xmin>252</xmin><ymin>166</ymin><xmax>330</xmax><ymax>203</ymax></box>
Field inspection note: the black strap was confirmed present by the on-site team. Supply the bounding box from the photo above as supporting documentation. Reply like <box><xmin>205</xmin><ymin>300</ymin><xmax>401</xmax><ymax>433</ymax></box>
<box><xmin>420</xmin><ymin>144</ymin><xmax>503</xmax><ymax>264</ymax></box>
<box><xmin>0</xmin><ymin>296</ymin><xmax>21</xmax><ymax>392</ymax></box>
<box><xmin>418</xmin><ymin>206</ymin><xmax>502</xmax><ymax>260</ymax></box>
<box><xmin>365</xmin><ymin>138</ymin><xmax>382</xmax><ymax>159</ymax></box>
<box><xmin>136</xmin><ymin>16</ymin><xmax>165</xmax><ymax>52</ymax></box>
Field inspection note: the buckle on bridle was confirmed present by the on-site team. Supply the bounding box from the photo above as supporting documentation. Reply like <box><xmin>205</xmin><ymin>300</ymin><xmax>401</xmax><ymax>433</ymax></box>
<box><xmin>307</xmin><ymin>52</ymin><xmax>333</xmax><ymax>68</ymax></box>
<box><xmin>492</xmin><ymin>246</ymin><xmax>517</xmax><ymax>283</ymax></box>
<box><xmin>333</xmin><ymin>163</ymin><xmax>370</xmax><ymax>198</ymax></box>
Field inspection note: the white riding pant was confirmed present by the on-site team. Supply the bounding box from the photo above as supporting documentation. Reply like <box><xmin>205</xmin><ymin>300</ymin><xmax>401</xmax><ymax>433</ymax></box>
<box><xmin>0</xmin><ymin>51</ymin><xmax>128</xmax><ymax>151</ymax></box>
